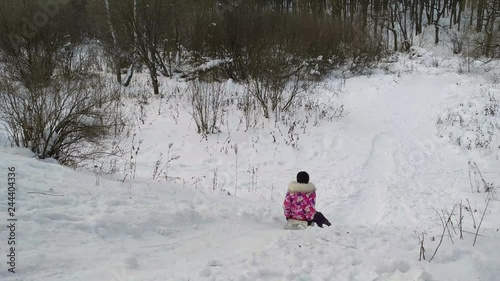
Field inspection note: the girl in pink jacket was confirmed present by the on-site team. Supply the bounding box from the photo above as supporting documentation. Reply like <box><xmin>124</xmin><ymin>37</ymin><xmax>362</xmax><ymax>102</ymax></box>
<box><xmin>283</xmin><ymin>171</ymin><xmax>331</xmax><ymax>228</ymax></box>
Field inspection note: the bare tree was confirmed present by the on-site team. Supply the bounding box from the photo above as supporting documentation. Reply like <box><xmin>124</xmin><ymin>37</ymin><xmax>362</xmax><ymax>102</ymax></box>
<box><xmin>0</xmin><ymin>1</ymin><xmax>69</xmax><ymax>90</ymax></box>
<box><xmin>106</xmin><ymin>0</ymin><xmax>172</xmax><ymax>95</ymax></box>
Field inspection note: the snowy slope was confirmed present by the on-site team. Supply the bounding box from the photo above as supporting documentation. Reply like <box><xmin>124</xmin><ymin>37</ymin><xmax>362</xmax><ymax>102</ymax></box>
<box><xmin>1</xmin><ymin>52</ymin><xmax>500</xmax><ymax>281</ymax></box>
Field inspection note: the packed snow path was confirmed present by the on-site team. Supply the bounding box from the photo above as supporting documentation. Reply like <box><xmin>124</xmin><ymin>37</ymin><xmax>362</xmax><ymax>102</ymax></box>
<box><xmin>1</xmin><ymin>71</ymin><xmax>499</xmax><ymax>281</ymax></box>
<box><xmin>329</xmin><ymin>74</ymin><xmax>467</xmax><ymax>227</ymax></box>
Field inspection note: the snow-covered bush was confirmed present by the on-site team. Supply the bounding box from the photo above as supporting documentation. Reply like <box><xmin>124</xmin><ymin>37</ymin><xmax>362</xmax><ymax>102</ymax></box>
<box><xmin>188</xmin><ymin>81</ymin><xmax>228</xmax><ymax>136</ymax></box>
<box><xmin>237</xmin><ymin>91</ymin><xmax>261</xmax><ymax>131</ymax></box>
<box><xmin>437</xmin><ymin>90</ymin><xmax>500</xmax><ymax>157</ymax></box>
<box><xmin>409</xmin><ymin>46</ymin><xmax>434</xmax><ymax>59</ymax></box>
<box><xmin>244</xmin><ymin>51</ymin><xmax>311</xmax><ymax>121</ymax></box>
<box><xmin>303</xmin><ymin>96</ymin><xmax>345</xmax><ymax>127</ymax></box>
<box><xmin>246</xmin><ymin>77</ymin><xmax>300</xmax><ymax>120</ymax></box>
<box><xmin>486</xmin><ymin>70</ymin><xmax>500</xmax><ymax>85</ymax></box>
<box><xmin>0</xmin><ymin>75</ymin><xmax>126</xmax><ymax>167</ymax></box>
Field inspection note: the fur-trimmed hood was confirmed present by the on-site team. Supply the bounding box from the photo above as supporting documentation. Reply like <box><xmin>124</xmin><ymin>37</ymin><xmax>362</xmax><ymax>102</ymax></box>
<box><xmin>288</xmin><ymin>181</ymin><xmax>316</xmax><ymax>193</ymax></box>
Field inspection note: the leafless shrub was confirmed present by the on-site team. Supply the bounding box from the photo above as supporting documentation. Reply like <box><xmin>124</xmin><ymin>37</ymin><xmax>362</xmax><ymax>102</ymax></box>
<box><xmin>457</xmin><ymin>200</ymin><xmax>464</xmax><ymax>239</ymax></box>
<box><xmin>473</xmin><ymin>194</ymin><xmax>492</xmax><ymax>246</ymax></box>
<box><xmin>468</xmin><ymin>161</ymin><xmax>498</xmax><ymax>196</ymax></box>
<box><xmin>304</xmin><ymin>100</ymin><xmax>346</xmax><ymax>126</ymax></box>
<box><xmin>415</xmin><ymin>231</ymin><xmax>427</xmax><ymax>261</ymax></box>
<box><xmin>445</xmin><ymin>28</ymin><xmax>471</xmax><ymax>55</ymax></box>
<box><xmin>210</xmin><ymin>167</ymin><xmax>227</xmax><ymax>192</ymax></box>
<box><xmin>465</xmin><ymin>199</ymin><xmax>477</xmax><ymax>229</ymax></box>
<box><xmin>151</xmin><ymin>143</ymin><xmax>181</xmax><ymax>182</ymax></box>
<box><xmin>437</xmin><ymin>91</ymin><xmax>500</xmax><ymax>155</ymax></box>
<box><xmin>429</xmin><ymin>205</ymin><xmax>457</xmax><ymax>262</ymax></box>
<box><xmin>234</xmin><ymin>144</ymin><xmax>238</xmax><ymax>197</ymax></box>
<box><xmin>247</xmin><ymin>165</ymin><xmax>259</xmax><ymax>192</ymax></box>
<box><xmin>486</xmin><ymin>71</ymin><xmax>500</xmax><ymax>84</ymax></box>
<box><xmin>347</xmin><ymin>25</ymin><xmax>385</xmax><ymax>74</ymax></box>
<box><xmin>122</xmin><ymin>133</ymin><xmax>142</xmax><ymax>182</ymax></box>
<box><xmin>0</xmin><ymin>73</ymin><xmax>126</xmax><ymax>167</ymax></box>
<box><xmin>425</xmin><ymin>196</ymin><xmax>492</xmax><ymax>262</ymax></box>
<box><xmin>246</xmin><ymin>69</ymin><xmax>309</xmax><ymax>120</ymax></box>
<box><xmin>0</xmin><ymin>0</ymin><xmax>68</xmax><ymax>91</ymax></box>
<box><xmin>212</xmin><ymin>168</ymin><xmax>219</xmax><ymax>190</ymax></box>
<box><xmin>237</xmin><ymin>92</ymin><xmax>261</xmax><ymax>130</ymax></box>
<box><xmin>0</xmin><ymin>3</ymin><xmax>127</xmax><ymax>168</ymax></box>
<box><xmin>93</xmin><ymin>165</ymin><xmax>101</xmax><ymax>186</ymax></box>
<box><xmin>188</xmin><ymin>81</ymin><xmax>227</xmax><ymax>136</ymax></box>
<box><xmin>151</xmin><ymin>154</ymin><xmax>162</xmax><ymax>181</ymax></box>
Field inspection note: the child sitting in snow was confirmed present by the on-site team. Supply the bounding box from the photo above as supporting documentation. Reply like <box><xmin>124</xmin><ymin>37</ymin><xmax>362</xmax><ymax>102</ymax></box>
<box><xmin>283</xmin><ymin>171</ymin><xmax>331</xmax><ymax>228</ymax></box>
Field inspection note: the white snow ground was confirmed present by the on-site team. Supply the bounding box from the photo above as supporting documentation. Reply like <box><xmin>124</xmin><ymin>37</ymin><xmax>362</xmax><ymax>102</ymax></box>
<box><xmin>1</xmin><ymin>50</ymin><xmax>500</xmax><ymax>281</ymax></box>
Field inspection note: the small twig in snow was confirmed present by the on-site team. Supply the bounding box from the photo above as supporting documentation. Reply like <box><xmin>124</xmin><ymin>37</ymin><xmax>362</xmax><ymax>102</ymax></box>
<box><xmin>430</xmin><ymin>205</ymin><xmax>456</xmax><ymax>262</ymax></box>
<box><xmin>473</xmin><ymin>196</ymin><xmax>491</xmax><ymax>247</ymax></box>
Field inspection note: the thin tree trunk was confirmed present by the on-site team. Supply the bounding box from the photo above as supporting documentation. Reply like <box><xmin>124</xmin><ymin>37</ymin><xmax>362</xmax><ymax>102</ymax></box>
<box><xmin>116</xmin><ymin>67</ymin><xmax>122</xmax><ymax>84</ymax></box>
<box><xmin>476</xmin><ymin>0</ymin><xmax>486</xmax><ymax>32</ymax></box>
<box><xmin>457</xmin><ymin>0</ymin><xmax>464</xmax><ymax>30</ymax></box>
<box><xmin>148</xmin><ymin>62</ymin><xmax>160</xmax><ymax>95</ymax></box>
<box><xmin>434</xmin><ymin>19</ymin><xmax>439</xmax><ymax>45</ymax></box>
<box><xmin>123</xmin><ymin>64</ymin><xmax>134</xmax><ymax>87</ymax></box>
<box><xmin>104</xmin><ymin>0</ymin><xmax>121</xmax><ymax>84</ymax></box>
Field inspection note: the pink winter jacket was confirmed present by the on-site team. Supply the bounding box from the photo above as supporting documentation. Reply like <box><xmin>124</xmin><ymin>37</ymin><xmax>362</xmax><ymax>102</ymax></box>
<box><xmin>283</xmin><ymin>182</ymin><xmax>316</xmax><ymax>221</ymax></box>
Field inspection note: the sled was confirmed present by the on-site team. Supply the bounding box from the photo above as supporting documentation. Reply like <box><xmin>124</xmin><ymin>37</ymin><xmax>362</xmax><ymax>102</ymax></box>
<box><xmin>284</xmin><ymin>219</ymin><xmax>310</xmax><ymax>230</ymax></box>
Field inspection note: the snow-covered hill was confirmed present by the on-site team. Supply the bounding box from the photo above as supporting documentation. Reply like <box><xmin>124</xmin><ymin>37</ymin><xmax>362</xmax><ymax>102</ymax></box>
<box><xmin>1</xmin><ymin>51</ymin><xmax>499</xmax><ymax>281</ymax></box>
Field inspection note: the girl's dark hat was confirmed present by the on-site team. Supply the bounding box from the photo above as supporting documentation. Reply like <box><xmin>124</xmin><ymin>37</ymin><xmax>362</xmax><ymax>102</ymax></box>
<box><xmin>296</xmin><ymin>171</ymin><xmax>309</xmax><ymax>184</ymax></box>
